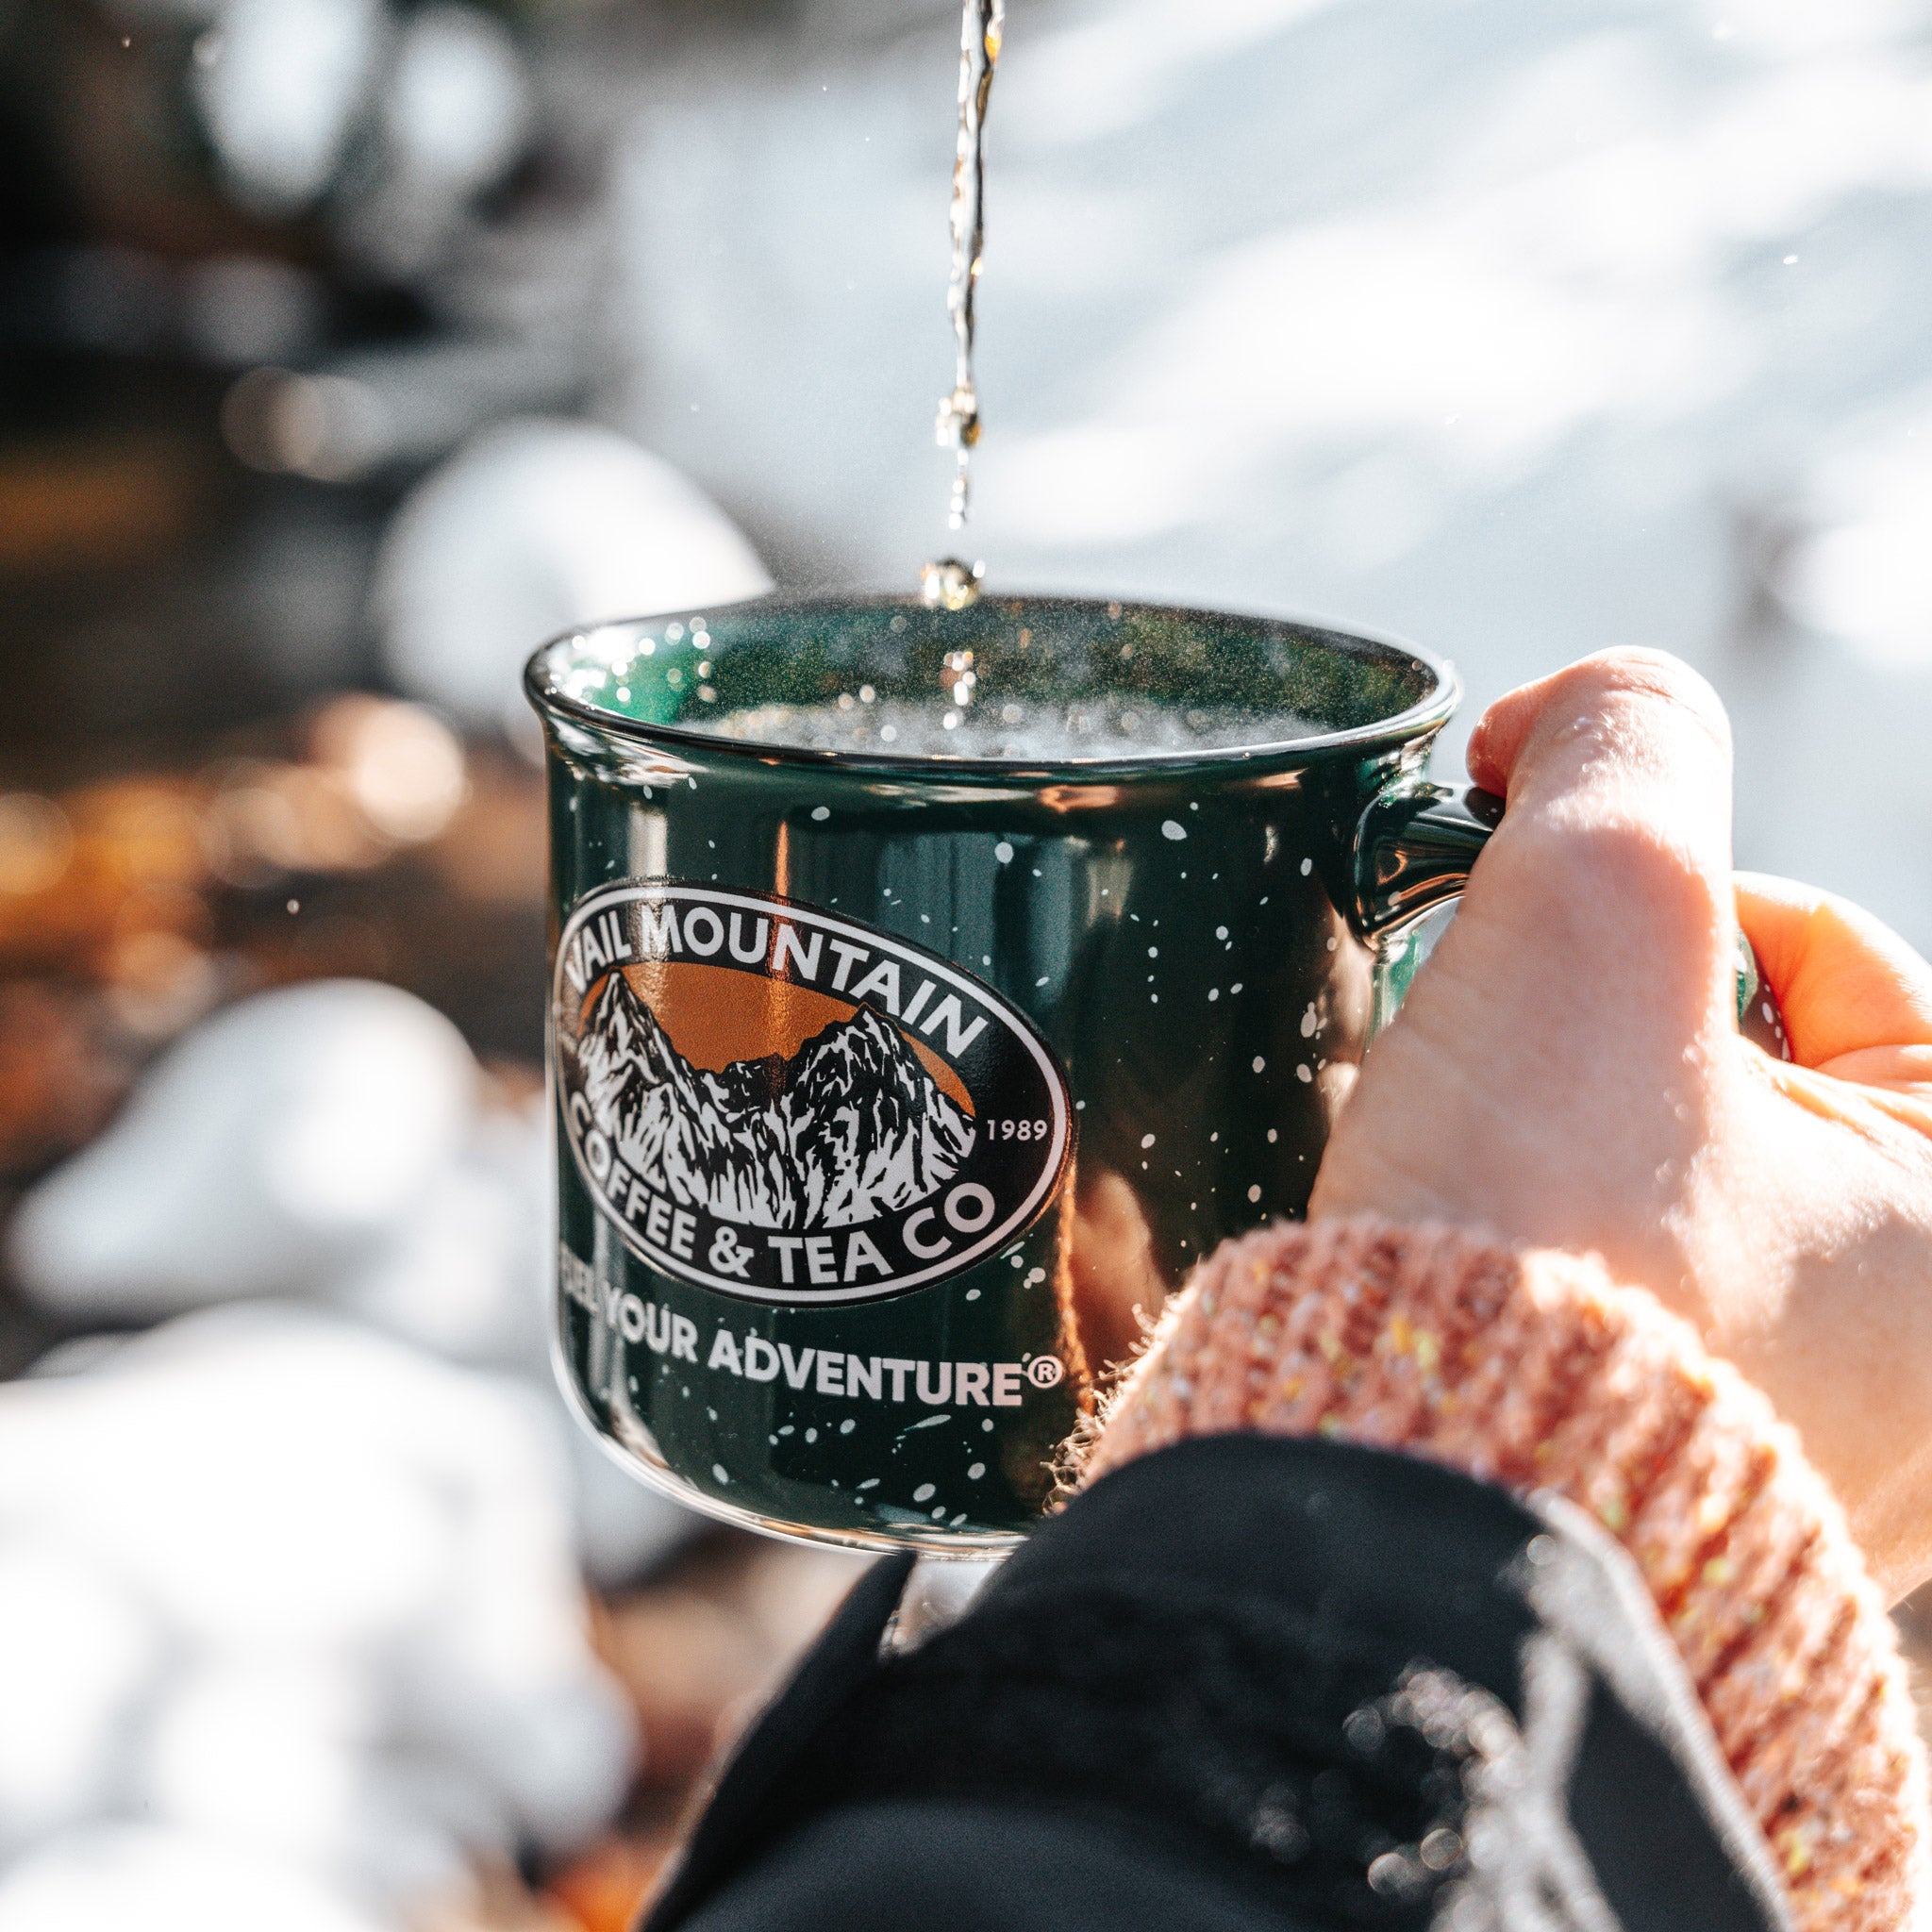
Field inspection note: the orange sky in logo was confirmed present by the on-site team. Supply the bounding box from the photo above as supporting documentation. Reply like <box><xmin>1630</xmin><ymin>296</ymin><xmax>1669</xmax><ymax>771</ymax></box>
<box><xmin>583</xmin><ymin>960</ymin><xmax>976</xmax><ymax>1115</ymax></box>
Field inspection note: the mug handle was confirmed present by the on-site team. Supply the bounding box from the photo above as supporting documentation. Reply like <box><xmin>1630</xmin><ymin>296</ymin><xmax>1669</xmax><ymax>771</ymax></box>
<box><xmin>1356</xmin><ymin>780</ymin><xmax>1791</xmax><ymax>1059</ymax></box>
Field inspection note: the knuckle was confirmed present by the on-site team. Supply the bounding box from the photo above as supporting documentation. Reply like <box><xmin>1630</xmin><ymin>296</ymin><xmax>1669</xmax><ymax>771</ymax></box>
<box><xmin>1555</xmin><ymin>648</ymin><xmax>1732</xmax><ymax>758</ymax></box>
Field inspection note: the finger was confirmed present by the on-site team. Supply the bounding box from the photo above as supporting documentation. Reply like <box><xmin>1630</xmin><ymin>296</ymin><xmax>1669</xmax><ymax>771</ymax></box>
<box><xmin>1312</xmin><ymin>651</ymin><xmax>1740</xmax><ymax>1290</ymax></box>
<box><xmin>1459</xmin><ymin>649</ymin><xmax>1738</xmax><ymax>1043</ymax></box>
<box><xmin>1468</xmin><ymin>648</ymin><xmax>1731</xmax><ymax>858</ymax></box>
<box><xmin>1735</xmin><ymin>872</ymin><xmax>1932</xmax><ymax>1071</ymax></box>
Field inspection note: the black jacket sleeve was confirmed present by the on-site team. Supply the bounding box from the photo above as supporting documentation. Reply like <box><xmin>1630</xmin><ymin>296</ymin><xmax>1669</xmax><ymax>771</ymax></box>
<box><xmin>644</xmin><ymin>1436</ymin><xmax>1791</xmax><ymax>1932</ymax></box>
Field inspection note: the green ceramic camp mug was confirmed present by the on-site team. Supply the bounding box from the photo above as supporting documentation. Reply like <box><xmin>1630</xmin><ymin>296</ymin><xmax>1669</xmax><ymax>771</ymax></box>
<box><xmin>527</xmin><ymin>594</ymin><xmax>1786</xmax><ymax>1553</ymax></box>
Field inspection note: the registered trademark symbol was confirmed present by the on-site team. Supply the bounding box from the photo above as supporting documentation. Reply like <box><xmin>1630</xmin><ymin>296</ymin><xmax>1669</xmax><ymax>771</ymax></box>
<box><xmin>1026</xmin><ymin>1355</ymin><xmax>1064</xmax><ymax>1389</ymax></box>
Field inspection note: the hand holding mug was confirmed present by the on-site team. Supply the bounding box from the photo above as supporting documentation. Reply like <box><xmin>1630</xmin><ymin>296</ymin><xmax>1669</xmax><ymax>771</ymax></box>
<box><xmin>1311</xmin><ymin>649</ymin><xmax>1932</xmax><ymax>1601</ymax></box>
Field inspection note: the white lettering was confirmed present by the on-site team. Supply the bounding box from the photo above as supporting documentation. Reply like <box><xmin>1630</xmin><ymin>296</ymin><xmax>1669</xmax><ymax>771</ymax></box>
<box><xmin>728</xmin><ymin>912</ymin><xmax>769</xmax><ymax>963</ymax></box>
<box><xmin>883</xmin><ymin>1357</ymin><xmax>915</xmax><ymax>1402</ymax></box>
<box><xmin>904</xmin><ymin>1208</ymin><xmax>951</xmax><ymax>1258</ymax></box>
<box><xmin>816</xmin><ymin>1352</ymin><xmax>845</xmax><ymax>1395</ymax></box>
<box><xmin>919</xmin><ymin>993</ymin><xmax>989</xmax><ymax>1058</ymax></box>
<box><xmin>916</xmin><ymin>1360</ymin><xmax>952</xmax><ymax>1404</ymax></box>
<box><xmin>684</xmin><ymin>907</ymin><xmax>724</xmax><ymax>955</ymax></box>
<box><xmin>744</xmin><ymin>1336</ymin><xmax>780</xmax><ymax>1381</ymax></box>
<box><xmin>777</xmin><ymin>1342</ymin><xmax>815</xmax><ymax>1389</ymax></box>
<box><xmin>827</xmin><ymin>940</ymin><xmax>868</xmax><ymax>990</ymax></box>
<box><xmin>773</xmin><ymin>925</ymin><xmax>823</xmax><ymax>981</ymax></box>
<box><xmin>670</xmin><ymin>1208</ymin><xmax>696</xmax><ymax>1258</ymax></box>
<box><xmin>671</xmin><ymin>1314</ymin><xmax>700</xmax><ymax>1362</ymax></box>
<box><xmin>945</xmin><ymin>1183</ymin><xmax>997</xmax><ymax>1233</ymax></box>
<box><xmin>901</xmin><ymin>980</ymin><xmax>936</xmax><ymax>1026</ymax></box>
<box><xmin>844</xmin><ymin>1229</ymin><xmax>890</xmax><ymax>1280</ymax></box>
<box><xmin>847</xmin><ymin>1355</ymin><xmax>882</xmax><ymax>1399</ymax></box>
<box><xmin>848</xmin><ymin>959</ymin><xmax>902</xmax><ymax>1012</ymax></box>
<box><xmin>806</xmin><ymin>1236</ymin><xmax>837</xmax><ymax>1284</ymax></box>
<box><xmin>993</xmin><ymin>1363</ymin><xmax>1023</xmax><ymax>1406</ymax></box>
<box><xmin>769</xmin><ymin>1235</ymin><xmax>804</xmax><ymax>1283</ymax></box>
<box><xmin>618</xmin><ymin>1294</ymin><xmax>646</xmax><ymax>1343</ymax></box>
<box><xmin>637</xmin><ymin>903</ymin><xmax>682</xmax><ymax>957</ymax></box>
<box><xmin>708</xmin><ymin>1328</ymin><xmax>743</xmax><ymax>1374</ymax></box>
<box><xmin>956</xmin><ymin>1362</ymin><xmax>991</xmax><ymax>1406</ymax></box>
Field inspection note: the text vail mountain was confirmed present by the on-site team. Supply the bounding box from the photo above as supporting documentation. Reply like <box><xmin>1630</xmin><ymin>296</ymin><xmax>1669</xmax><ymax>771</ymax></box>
<box><xmin>570</xmin><ymin>970</ymin><xmax>975</xmax><ymax>1231</ymax></box>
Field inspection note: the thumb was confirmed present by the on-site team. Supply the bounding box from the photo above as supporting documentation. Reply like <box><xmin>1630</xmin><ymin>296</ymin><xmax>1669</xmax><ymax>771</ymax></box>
<box><xmin>1458</xmin><ymin>647</ymin><xmax>1739</xmax><ymax>1049</ymax></box>
<box><xmin>1312</xmin><ymin>649</ymin><xmax>1744</xmax><ymax>1292</ymax></box>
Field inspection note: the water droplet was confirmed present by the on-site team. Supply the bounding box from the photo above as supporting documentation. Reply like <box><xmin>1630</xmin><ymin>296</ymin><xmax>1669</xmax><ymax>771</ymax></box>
<box><xmin>921</xmin><ymin>557</ymin><xmax>984</xmax><ymax>610</ymax></box>
<box><xmin>811</xmin><ymin>806</ymin><xmax>830</xmax><ymax>822</ymax></box>
<box><xmin>913</xmin><ymin>1482</ymin><xmax>937</xmax><ymax>1502</ymax></box>
<box><xmin>994</xmin><ymin>841</ymin><xmax>1014</xmax><ymax>863</ymax></box>
<box><xmin>1161</xmin><ymin>820</ymin><xmax>1187</xmax><ymax>841</ymax></box>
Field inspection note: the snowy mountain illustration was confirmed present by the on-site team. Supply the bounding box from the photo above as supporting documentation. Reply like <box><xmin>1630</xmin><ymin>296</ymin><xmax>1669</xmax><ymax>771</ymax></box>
<box><xmin>568</xmin><ymin>972</ymin><xmax>975</xmax><ymax>1229</ymax></box>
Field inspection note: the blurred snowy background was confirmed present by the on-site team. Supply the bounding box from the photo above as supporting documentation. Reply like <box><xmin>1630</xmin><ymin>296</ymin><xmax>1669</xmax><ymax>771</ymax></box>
<box><xmin>5</xmin><ymin>0</ymin><xmax>1932</xmax><ymax>1924</ymax></box>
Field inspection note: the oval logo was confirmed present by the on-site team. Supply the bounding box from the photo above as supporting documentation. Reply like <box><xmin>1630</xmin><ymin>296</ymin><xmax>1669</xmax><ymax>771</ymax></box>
<box><xmin>552</xmin><ymin>882</ymin><xmax>1073</xmax><ymax>1304</ymax></box>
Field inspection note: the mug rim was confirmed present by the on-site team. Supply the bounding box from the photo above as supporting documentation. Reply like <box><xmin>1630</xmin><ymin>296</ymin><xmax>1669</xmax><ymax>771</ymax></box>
<box><xmin>523</xmin><ymin>591</ymin><xmax>1461</xmax><ymax>780</ymax></box>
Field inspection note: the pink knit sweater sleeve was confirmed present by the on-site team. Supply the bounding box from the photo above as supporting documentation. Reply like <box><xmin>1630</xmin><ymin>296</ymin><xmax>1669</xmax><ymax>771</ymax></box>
<box><xmin>1076</xmin><ymin>1216</ymin><xmax>1928</xmax><ymax>1932</ymax></box>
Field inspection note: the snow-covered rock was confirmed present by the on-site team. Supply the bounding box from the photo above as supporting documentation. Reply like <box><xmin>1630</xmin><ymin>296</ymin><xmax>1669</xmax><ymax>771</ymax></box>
<box><xmin>0</xmin><ymin>1307</ymin><xmax>638</xmax><ymax>1902</ymax></box>
<box><xmin>0</xmin><ymin>1827</ymin><xmax>388</xmax><ymax>1932</ymax></box>
<box><xmin>8</xmin><ymin>980</ymin><xmax>476</xmax><ymax>1318</ymax></box>
<box><xmin>0</xmin><ymin>1543</ymin><xmax>159</xmax><ymax>1859</ymax></box>
<box><xmin>8</xmin><ymin>982</ymin><xmax>698</xmax><ymax>1584</ymax></box>
<box><xmin>372</xmin><ymin>418</ymin><xmax>772</xmax><ymax>742</ymax></box>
